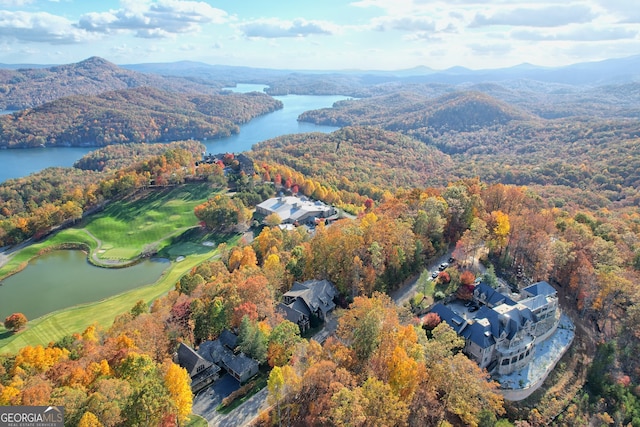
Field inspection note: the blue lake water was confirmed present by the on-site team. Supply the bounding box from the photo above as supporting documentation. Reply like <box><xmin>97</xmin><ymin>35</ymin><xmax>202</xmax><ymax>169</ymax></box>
<box><xmin>0</xmin><ymin>85</ymin><xmax>348</xmax><ymax>323</ymax></box>
<box><xmin>0</xmin><ymin>86</ymin><xmax>347</xmax><ymax>183</ymax></box>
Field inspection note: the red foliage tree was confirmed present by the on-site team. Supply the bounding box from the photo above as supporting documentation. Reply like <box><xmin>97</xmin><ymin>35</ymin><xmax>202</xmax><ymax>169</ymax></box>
<box><xmin>460</xmin><ymin>271</ymin><xmax>476</xmax><ymax>286</ymax></box>
<box><xmin>364</xmin><ymin>198</ymin><xmax>374</xmax><ymax>211</ymax></box>
<box><xmin>422</xmin><ymin>312</ymin><xmax>441</xmax><ymax>330</ymax></box>
<box><xmin>4</xmin><ymin>312</ymin><xmax>28</xmax><ymax>332</ymax></box>
<box><xmin>437</xmin><ymin>271</ymin><xmax>450</xmax><ymax>283</ymax></box>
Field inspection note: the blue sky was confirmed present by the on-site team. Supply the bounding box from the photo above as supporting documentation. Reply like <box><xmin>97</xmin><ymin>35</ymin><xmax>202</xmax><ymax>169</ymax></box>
<box><xmin>0</xmin><ymin>0</ymin><xmax>638</xmax><ymax>70</ymax></box>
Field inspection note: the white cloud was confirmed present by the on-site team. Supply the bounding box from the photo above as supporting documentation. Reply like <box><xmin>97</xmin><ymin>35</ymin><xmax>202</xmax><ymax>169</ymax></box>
<box><xmin>78</xmin><ymin>0</ymin><xmax>228</xmax><ymax>38</ymax></box>
<box><xmin>471</xmin><ymin>5</ymin><xmax>595</xmax><ymax>28</ymax></box>
<box><xmin>237</xmin><ymin>18</ymin><xmax>338</xmax><ymax>38</ymax></box>
<box><xmin>0</xmin><ymin>0</ymin><xmax>34</xmax><ymax>6</ymax></box>
<box><xmin>594</xmin><ymin>0</ymin><xmax>640</xmax><ymax>23</ymax></box>
<box><xmin>371</xmin><ymin>15</ymin><xmax>436</xmax><ymax>32</ymax></box>
<box><xmin>512</xmin><ymin>26</ymin><xmax>639</xmax><ymax>41</ymax></box>
<box><xmin>0</xmin><ymin>11</ymin><xmax>95</xmax><ymax>44</ymax></box>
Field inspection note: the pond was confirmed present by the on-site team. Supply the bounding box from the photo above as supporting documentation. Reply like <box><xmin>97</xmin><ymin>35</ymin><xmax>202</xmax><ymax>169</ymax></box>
<box><xmin>0</xmin><ymin>250</ymin><xmax>169</xmax><ymax>320</ymax></box>
<box><xmin>0</xmin><ymin>85</ymin><xmax>349</xmax><ymax>321</ymax></box>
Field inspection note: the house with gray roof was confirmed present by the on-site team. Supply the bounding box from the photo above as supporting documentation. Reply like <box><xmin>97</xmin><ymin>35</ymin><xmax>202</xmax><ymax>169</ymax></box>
<box><xmin>428</xmin><ymin>281</ymin><xmax>560</xmax><ymax>375</ymax></box>
<box><xmin>176</xmin><ymin>342</ymin><xmax>220</xmax><ymax>392</ymax></box>
<box><xmin>520</xmin><ymin>281</ymin><xmax>559</xmax><ymax>339</ymax></box>
<box><xmin>197</xmin><ymin>330</ymin><xmax>259</xmax><ymax>384</ymax></box>
<box><xmin>256</xmin><ymin>196</ymin><xmax>337</xmax><ymax>225</ymax></box>
<box><xmin>277</xmin><ymin>279</ymin><xmax>338</xmax><ymax>333</ymax></box>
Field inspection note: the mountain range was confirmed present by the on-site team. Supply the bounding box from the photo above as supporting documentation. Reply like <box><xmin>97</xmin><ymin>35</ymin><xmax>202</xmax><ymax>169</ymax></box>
<box><xmin>1</xmin><ymin>54</ymin><xmax>639</xmax><ymax>112</ymax></box>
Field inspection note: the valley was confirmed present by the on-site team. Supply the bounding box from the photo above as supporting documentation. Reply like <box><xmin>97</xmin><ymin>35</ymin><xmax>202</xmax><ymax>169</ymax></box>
<box><xmin>0</xmin><ymin>55</ymin><xmax>639</xmax><ymax>426</ymax></box>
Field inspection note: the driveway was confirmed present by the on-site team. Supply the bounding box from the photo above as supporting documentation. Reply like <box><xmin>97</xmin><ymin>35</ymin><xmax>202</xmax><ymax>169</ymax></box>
<box><xmin>390</xmin><ymin>249</ymin><xmax>454</xmax><ymax>306</ymax></box>
<box><xmin>192</xmin><ymin>374</ymin><xmax>240</xmax><ymax>425</ymax></box>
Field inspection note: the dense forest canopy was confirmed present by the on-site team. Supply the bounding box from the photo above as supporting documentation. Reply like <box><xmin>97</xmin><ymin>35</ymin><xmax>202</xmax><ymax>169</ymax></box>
<box><xmin>0</xmin><ymin>87</ymin><xmax>282</xmax><ymax>148</ymax></box>
<box><xmin>2</xmin><ymin>55</ymin><xmax>640</xmax><ymax>426</ymax></box>
<box><xmin>297</xmin><ymin>90</ymin><xmax>640</xmax><ymax>208</ymax></box>
<box><xmin>0</xmin><ymin>56</ymin><xmax>226</xmax><ymax>110</ymax></box>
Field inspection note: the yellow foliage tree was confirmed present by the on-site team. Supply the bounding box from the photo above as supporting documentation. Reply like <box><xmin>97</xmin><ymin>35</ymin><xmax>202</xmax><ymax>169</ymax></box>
<box><xmin>82</xmin><ymin>324</ymin><xmax>99</xmax><ymax>342</ymax></box>
<box><xmin>164</xmin><ymin>362</ymin><xmax>193</xmax><ymax>423</ymax></box>
<box><xmin>240</xmin><ymin>246</ymin><xmax>258</xmax><ymax>269</ymax></box>
<box><xmin>0</xmin><ymin>385</ymin><xmax>21</xmax><ymax>405</ymax></box>
<box><xmin>13</xmin><ymin>345</ymin><xmax>69</xmax><ymax>374</ymax></box>
<box><xmin>387</xmin><ymin>345</ymin><xmax>421</xmax><ymax>401</ymax></box>
<box><xmin>490</xmin><ymin>210</ymin><xmax>510</xmax><ymax>253</ymax></box>
<box><xmin>78</xmin><ymin>411</ymin><xmax>104</xmax><ymax>427</ymax></box>
<box><xmin>227</xmin><ymin>247</ymin><xmax>243</xmax><ymax>271</ymax></box>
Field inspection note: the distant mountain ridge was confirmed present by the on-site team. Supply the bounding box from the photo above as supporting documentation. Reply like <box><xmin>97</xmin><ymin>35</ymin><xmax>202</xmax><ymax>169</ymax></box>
<box><xmin>123</xmin><ymin>54</ymin><xmax>640</xmax><ymax>87</ymax></box>
<box><xmin>0</xmin><ymin>56</ymin><xmax>225</xmax><ymax>110</ymax></box>
<box><xmin>1</xmin><ymin>54</ymin><xmax>638</xmax><ymax>112</ymax></box>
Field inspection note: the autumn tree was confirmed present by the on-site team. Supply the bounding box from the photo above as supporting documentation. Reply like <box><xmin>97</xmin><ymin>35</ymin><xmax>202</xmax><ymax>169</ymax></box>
<box><xmin>194</xmin><ymin>194</ymin><xmax>250</xmax><ymax>232</ymax></box>
<box><xmin>163</xmin><ymin>362</ymin><xmax>193</xmax><ymax>424</ymax></box>
<box><xmin>267</xmin><ymin>365</ymin><xmax>300</xmax><ymax>427</ymax></box>
<box><xmin>268</xmin><ymin>320</ymin><xmax>302</xmax><ymax>367</ymax></box>
<box><xmin>264</xmin><ymin>213</ymin><xmax>282</xmax><ymax>226</ymax></box>
<box><xmin>4</xmin><ymin>312</ymin><xmax>27</xmax><ymax>332</ymax></box>
<box><xmin>422</xmin><ymin>312</ymin><xmax>441</xmax><ymax>331</ymax></box>
<box><xmin>423</xmin><ymin>322</ymin><xmax>504</xmax><ymax>426</ymax></box>
<box><xmin>78</xmin><ymin>411</ymin><xmax>104</xmax><ymax>427</ymax></box>
<box><xmin>456</xmin><ymin>270</ymin><xmax>476</xmax><ymax>300</ymax></box>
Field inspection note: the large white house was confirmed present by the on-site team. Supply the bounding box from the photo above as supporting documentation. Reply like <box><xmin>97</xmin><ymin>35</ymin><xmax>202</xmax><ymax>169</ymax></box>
<box><xmin>430</xmin><ymin>281</ymin><xmax>560</xmax><ymax>375</ymax></box>
<box><xmin>256</xmin><ymin>196</ymin><xmax>336</xmax><ymax>225</ymax></box>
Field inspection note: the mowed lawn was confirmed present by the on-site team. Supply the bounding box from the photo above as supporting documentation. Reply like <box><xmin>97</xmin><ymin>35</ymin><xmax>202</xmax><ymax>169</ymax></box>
<box><xmin>0</xmin><ymin>183</ymin><xmax>236</xmax><ymax>352</ymax></box>
<box><xmin>0</xmin><ymin>228</ymin><xmax>97</xmax><ymax>280</ymax></box>
<box><xmin>0</xmin><ymin>248</ymin><xmax>218</xmax><ymax>353</ymax></box>
<box><xmin>87</xmin><ymin>184</ymin><xmax>214</xmax><ymax>260</ymax></box>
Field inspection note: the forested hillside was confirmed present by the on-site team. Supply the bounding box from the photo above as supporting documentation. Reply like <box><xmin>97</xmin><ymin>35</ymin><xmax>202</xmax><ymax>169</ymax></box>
<box><xmin>253</xmin><ymin>126</ymin><xmax>455</xmax><ymax>200</ymax></box>
<box><xmin>0</xmin><ymin>56</ymin><xmax>226</xmax><ymax>110</ymax></box>
<box><xmin>1</xmin><ymin>55</ymin><xmax>640</xmax><ymax>425</ymax></box>
<box><xmin>0</xmin><ymin>87</ymin><xmax>282</xmax><ymax>148</ymax></box>
<box><xmin>298</xmin><ymin>90</ymin><xmax>640</xmax><ymax>208</ymax></box>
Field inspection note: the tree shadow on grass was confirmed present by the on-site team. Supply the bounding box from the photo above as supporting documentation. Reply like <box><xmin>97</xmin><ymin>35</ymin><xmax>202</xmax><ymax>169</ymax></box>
<box><xmin>0</xmin><ymin>330</ymin><xmax>15</xmax><ymax>340</ymax></box>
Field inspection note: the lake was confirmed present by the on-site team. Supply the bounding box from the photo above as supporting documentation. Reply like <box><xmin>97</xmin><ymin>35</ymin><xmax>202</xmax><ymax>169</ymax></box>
<box><xmin>0</xmin><ymin>250</ymin><xmax>169</xmax><ymax>320</ymax></box>
<box><xmin>0</xmin><ymin>85</ymin><xmax>347</xmax><ymax>183</ymax></box>
<box><xmin>0</xmin><ymin>86</ymin><xmax>347</xmax><ymax>322</ymax></box>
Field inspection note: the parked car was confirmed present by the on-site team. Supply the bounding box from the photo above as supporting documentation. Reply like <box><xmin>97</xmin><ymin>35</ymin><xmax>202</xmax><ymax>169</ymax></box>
<box><xmin>448</xmin><ymin>257</ymin><xmax>455</xmax><ymax>263</ymax></box>
<box><xmin>432</xmin><ymin>271</ymin><xmax>439</xmax><ymax>278</ymax></box>
<box><xmin>468</xmin><ymin>305</ymin><xmax>480</xmax><ymax>313</ymax></box>
<box><xmin>439</xmin><ymin>262</ymin><xmax>449</xmax><ymax>271</ymax></box>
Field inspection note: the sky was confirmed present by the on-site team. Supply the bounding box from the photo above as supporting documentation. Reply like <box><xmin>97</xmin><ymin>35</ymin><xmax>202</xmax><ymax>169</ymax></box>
<box><xmin>0</xmin><ymin>0</ymin><xmax>638</xmax><ymax>71</ymax></box>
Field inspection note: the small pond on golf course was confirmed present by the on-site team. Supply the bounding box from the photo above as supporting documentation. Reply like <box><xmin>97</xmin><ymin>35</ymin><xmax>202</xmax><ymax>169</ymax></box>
<box><xmin>0</xmin><ymin>250</ymin><xmax>169</xmax><ymax>320</ymax></box>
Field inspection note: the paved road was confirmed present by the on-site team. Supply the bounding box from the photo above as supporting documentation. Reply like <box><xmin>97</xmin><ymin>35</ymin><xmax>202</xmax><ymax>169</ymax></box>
<box><xmin>390</xmin><ymin>249</ymin><xmax>454</xmax><ymax>306</ymax></box>
<box><xmin>193</xmin><ymin>374</ymin><xmax>271</xmax><ymax>427</ymax></box>
<box><xmin>194</xmin><ymin>249</ymin><xmax>456</xmax><ymax>426</ymax></box>
<box><xmin>194</xmin><ymin>313</ymin><xmax>338</xmax><ymax>427</ymax></box>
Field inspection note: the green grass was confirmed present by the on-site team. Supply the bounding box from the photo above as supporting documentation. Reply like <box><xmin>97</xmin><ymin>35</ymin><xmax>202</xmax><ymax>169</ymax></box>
<box><xmin>0</xmin><ymin>228</ymin><xmax>97</xmax><ymax>280</ymax></box>
<box><xmin>0</xmin><ymin>183</ymin><xmax>242</xmax><ymax>353</ymax></box>
<box><xmin>86</xmin><ymin>184</ymin><xmax>214</xmax><ymax>260</ymax></box>
<box><xmin>184</xmin><ymin>414</ymin><xmax>208</xmax><ymax>427</ymax></box>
